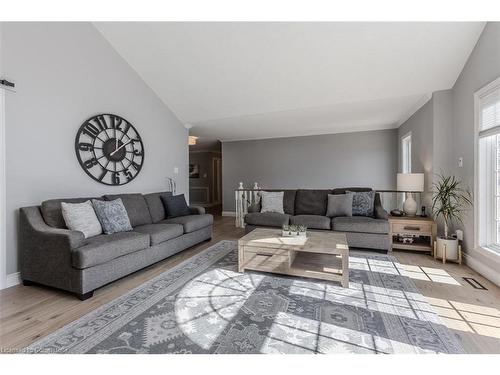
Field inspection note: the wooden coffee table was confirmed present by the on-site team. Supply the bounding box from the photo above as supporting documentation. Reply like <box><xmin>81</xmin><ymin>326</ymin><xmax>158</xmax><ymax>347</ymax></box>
<box><xmin>238</xmin><ymin>228</ymin><xmax>349</xmax><ymax>287</ymax></box>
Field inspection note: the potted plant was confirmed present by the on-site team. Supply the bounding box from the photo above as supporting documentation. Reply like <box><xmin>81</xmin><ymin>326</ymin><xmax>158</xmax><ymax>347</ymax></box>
<box><xmin>432</xmin><ymin>175</ymin><xmax>472</xmax><ymax>261</ymax></box>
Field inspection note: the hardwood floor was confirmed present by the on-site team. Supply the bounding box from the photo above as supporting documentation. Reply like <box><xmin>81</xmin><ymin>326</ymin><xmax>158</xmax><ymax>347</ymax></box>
<box><xmin>1</xmin><ymin>216</ymin><xmax>499</xmax><ymax>353</ymax></box>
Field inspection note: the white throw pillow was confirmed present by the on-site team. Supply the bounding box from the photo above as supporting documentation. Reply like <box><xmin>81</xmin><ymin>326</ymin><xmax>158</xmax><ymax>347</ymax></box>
<box><xmin>61</xmin><ymin>200</ymin><xmax>103</xmax><ymax>238</ymax></box>
<box><xmin>260</xmin><ymin>191</ymin><xmax>284</xmax><ymax>214</ymax></box>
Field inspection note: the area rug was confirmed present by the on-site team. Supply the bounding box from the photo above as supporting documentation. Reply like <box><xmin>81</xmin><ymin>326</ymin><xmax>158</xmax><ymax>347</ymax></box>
<box><xmin>25</xmin><ymin>240</ymin><xmax>464</xmax><ymax>354</ymax></box>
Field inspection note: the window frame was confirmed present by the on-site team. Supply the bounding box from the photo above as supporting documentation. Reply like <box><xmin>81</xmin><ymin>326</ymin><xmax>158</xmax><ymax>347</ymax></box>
<box><xmin>474</xmin><ymin>76</ymin><xmax>500</xmax><ymax>256</ymax></box>
<box><xmin>401</xmin><ymin>132</ymin><xmax>412</xmax><ymax>174</ymax></box>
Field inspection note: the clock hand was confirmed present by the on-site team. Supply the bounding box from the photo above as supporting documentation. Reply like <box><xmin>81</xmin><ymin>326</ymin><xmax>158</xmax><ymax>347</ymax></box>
<box><xmin>110</xmin><ymin>140</ymin><xmax>132</xmax><ymax>156</ymax></box>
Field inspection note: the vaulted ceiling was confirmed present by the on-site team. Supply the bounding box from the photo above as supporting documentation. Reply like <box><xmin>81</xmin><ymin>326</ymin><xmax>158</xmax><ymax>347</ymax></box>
<box><xmin>95</xmin><ymin>22</ymin><xmax>485</xmax><ymax>141</ymax></box>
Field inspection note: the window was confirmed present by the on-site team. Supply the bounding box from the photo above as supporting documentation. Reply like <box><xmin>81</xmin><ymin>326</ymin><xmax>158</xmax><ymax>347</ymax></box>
<box><xmin>476</xmin><ymin>78</ymin><xmax>500</xmax><ymax>253</ymax></box>
<box><xmin>401</xmin><ymin>132</ymin><xmax>412</xmax><ymax>173</ymax></box>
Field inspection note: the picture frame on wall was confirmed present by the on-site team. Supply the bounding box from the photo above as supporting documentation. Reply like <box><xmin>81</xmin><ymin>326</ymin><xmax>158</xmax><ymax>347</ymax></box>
<box><xmin>189</xmin><ymin>164</ymin><xmax>200</xmax><ymax>178</ymax></box>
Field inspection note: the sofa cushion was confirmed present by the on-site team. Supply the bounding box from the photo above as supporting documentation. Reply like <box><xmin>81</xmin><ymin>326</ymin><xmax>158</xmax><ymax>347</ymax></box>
<box><xmin>282</xmin><ymin>190</ymin><xmax>297</xmax><ymax>215</ymax></box>
<box><xmin>290</xmin><ymin>215</ymin><xmax>331</xmax><ymax>230</ymax></box>
<box><xmin>72</xmin><ymin>231</ymin><xmax>150</xmax><ymax>269</ymax></box>
<box><xmin>294</xmin><ymin>189</ymin><xmax>331</xmax><ymax>216</ymax></box>
<box><xmin>161</xmin><ymin>194</ymin><xmax>191</xmax><ymax>219</ymax></box>
<box><xmin>133</xmin><ymin>223</ymin><xmax>184</xmax><ymax>245</ymax></box>
<box><xmin>332</xmin><ymin>216</ymin><xmax>389</xmax><ymax>234</ymax></box>
<box><xmin>244</xmin><ymin>212</ymin><xmax>290</xmax><ymax>228</ymax></box>
<box><xmin>144</xmin><ymin>192</ymin><xmax>173</xmax><ymax>223</ymax></box>
<box><xmin>41</xmin><ymin>197</ymin><xmax>96</xmax><ymax>228</ymax></box>
<box><xmin>161</xmin><ymin>214</ymin><xmax>213</xmax><ymax>233</ymax></box>
<box><xmin>104</xmin><ymin>193</ymin><xmax>152</xmax><ymax>227</ymax></box>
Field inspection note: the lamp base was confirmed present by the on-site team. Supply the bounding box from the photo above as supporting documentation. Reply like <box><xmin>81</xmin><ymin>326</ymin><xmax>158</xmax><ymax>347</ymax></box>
<box><xmin>403</xmin><ymin>193</ymin><xmax>417</xmax><ymax>216</ymax></box>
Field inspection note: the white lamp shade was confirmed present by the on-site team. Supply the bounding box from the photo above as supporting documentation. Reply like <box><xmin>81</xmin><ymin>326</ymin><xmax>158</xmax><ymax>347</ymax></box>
<box><xmin>397</xmin><ymin>173</ymin><xmax>424</xmax><ymax>192</ymax></box>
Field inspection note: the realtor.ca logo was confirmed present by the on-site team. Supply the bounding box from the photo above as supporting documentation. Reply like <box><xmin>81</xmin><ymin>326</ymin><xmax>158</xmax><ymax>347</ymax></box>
<box><xmin>0</xmin><ymin>346</ymin><xmax>45</xmax><ymax>354</ymax></box>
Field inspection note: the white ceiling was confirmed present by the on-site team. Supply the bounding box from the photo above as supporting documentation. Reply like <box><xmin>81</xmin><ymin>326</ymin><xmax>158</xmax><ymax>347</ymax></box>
<box><xmin>95</xmin><ymin>22</ymin><xmax>485</xmax><ymax>141</ymax></box>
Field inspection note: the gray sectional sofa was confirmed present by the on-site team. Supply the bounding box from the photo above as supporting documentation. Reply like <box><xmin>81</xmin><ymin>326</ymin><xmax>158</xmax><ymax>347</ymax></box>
<box><xmin>19</xmin><ymin>192</ymin><xmax>213</xmax><ymax>300</ymax></box>
<box><xmin>244</xmin><ymin>188</ymin><xmax>390</xmax><ymax>251</ymax></box>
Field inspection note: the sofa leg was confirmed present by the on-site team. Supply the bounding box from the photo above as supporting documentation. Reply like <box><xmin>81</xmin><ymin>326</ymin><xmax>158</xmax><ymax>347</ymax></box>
<box><xmin>22</xmin><ymin>280</ymin><xmax>35</xmax><ymax>286</ymax></box>
<box><xmin>77</xmin><ymin>291</ymin><xmax>94</xmax><ymax>301</ymax></box>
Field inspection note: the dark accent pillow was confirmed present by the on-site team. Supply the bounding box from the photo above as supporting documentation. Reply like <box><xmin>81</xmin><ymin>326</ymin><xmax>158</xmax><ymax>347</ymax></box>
<box><xmin>326</xmin><ymin>194</ymin><xmax>353</xmax><ymax>218</ymax></box>
<box><xmin>346</xmin><ymin>190</ymin><xmax>375</xmax><ymax>217</ymax></box>
<box><xmin>161</xmin><ymin>194</ymin><xmax>191</xmax><ymax>219</ymax></box>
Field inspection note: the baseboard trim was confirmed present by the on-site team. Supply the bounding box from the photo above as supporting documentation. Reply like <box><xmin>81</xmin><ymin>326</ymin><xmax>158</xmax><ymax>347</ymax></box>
<box><xmin>463</xmin><ymin>253</ymin><xmax>500</xmax><ymax>287</ymax></box>
<box><xmin>222</xmin><ymin>211</ymin><xmax>236</xmax><ymax>217</ymax></box>
<box><xmin>5</xmin><ymin>271</ymin><xmax>21</xmax><ymax>288</ymax></box>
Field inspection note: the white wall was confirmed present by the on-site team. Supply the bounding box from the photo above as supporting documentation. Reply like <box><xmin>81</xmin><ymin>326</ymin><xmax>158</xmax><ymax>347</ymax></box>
<box><xmin>1</xmin><ymin>23</ymin><xmax>188</xmax><ymax>275</ymax></box>
<box><xmin>222</xmin><ymin>129</ymin><xmax>398</xmax><ymax>211</ymax></box>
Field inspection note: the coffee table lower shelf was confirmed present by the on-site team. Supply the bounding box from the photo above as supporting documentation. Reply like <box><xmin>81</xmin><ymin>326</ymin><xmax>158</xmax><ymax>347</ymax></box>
<box><xmin>240</xmin><ymin>250</ymin><xmax>349</xmax><ymax>287</ymax></box>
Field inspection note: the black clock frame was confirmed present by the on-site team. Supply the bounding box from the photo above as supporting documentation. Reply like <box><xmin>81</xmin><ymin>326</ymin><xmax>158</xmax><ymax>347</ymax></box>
<box><xmin>75</xmin><ymin>114</ymin><xmax>145</xmax><ymax>186</ymax></box>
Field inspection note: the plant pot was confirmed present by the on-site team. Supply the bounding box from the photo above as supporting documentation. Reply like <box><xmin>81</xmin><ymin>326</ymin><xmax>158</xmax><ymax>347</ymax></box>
<box><xmin>435</xmin><ymin>237</ymin><xmax>459</xmax><ymax>261</ymax></box>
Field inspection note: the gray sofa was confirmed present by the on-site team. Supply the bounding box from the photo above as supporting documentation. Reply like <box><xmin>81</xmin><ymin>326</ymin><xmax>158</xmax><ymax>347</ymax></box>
<box><xmin>19</xmin><ymin>192</ymin><xmax>213</xmax><ymax>300</ymax></box>
<box><xmin>244</xmin><ymin>188</ymin><xmax>390</xmax><ymax>251</ymax></box>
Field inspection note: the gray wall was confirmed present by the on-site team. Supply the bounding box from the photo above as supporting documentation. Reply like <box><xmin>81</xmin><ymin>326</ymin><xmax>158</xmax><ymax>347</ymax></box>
<box><xmin>450</xmin><ymin>22</ymin><xmax>500</xmax><ymax>266</ymax></box>
<box><xmin>222</xmin><ymin>129</ymin><xmax>398</xmax><ymax>211</ymax></box>
<box><xmin>1</xmin><ymin>23</ymin><xmax>188</xmax><ymax>274</ymax></box>
<box><xmin>398</xmin><ymin>97</ymin><xmax>434</xmax><ymax>208</ymax></box>
<box><xmin>397</xmin><ymin>22</ymin><xmax>500</xmax><ymax>283</ymax></box>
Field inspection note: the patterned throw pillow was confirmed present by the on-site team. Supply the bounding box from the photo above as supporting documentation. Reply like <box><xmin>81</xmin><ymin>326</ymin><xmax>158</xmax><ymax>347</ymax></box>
<box><xmin>61</xmin><ymin>200</ymin><xmax>102</xmax><ymax>238</ymax></box>
<box><xmin>260</xmin><ymin>191</ymin><xmax>284</xmax><ymax>214</ymax></box>
<box><xmin>346</xmin><ymin>190</ymin><xmax>375</xmax><ymax>217</ymax></box>
<box><xmin>92</xmin><ymin>198</ymin><xmax>133</xmax><ymax>234</ymax></box>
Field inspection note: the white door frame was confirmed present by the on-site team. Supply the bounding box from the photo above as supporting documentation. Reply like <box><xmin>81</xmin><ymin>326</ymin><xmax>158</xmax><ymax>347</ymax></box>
<box><xmin>0</xmin><ymin>86</ymin><xmax>6</xmax><ymax>290</ymax></box>
<box><xmin>212</xmin><ymin>157</ymin><xmax>222</xmax><ymax>205</ymax></box>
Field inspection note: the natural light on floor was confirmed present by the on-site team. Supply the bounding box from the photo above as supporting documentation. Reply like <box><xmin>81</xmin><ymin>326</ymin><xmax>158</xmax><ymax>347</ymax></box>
<box><xmin>425</xmin><ymin>296</ymin><xmax>500</xmax><ymax>339</ymax></box>
<box><xmin>349</xmin><ymin>256</ymin><xmax>462</xmax><ymax>285</ymax></box>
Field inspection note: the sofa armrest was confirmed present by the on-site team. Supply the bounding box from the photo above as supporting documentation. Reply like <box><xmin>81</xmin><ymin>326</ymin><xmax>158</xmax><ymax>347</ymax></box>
<box><xmin>247</xmin><ymin>202</ymin><xmax>261</xmax><ymax>213</ymax></box>
<box><xmin>373</xmin><ymin>192</ymin><xmax>388</xmax><ymax>220</ymax></box>
<box><xmin>19</xmin><ymin>206</ymin><xmax>86</xmax><ymax>289</ymax></box>
<box><xmin>188</xmin><ymin>205</ymin><xmax>206</xmax><ymax>215</ymax></box>
<box><xmin>374</xmin><ymin>205</ymin><xmax>389</xmax><ymax>220</ymax></box>
<box><xmin>20</xmin><ymin>206</ymin><xmax>85</xmax><ymax>248</ymax></box>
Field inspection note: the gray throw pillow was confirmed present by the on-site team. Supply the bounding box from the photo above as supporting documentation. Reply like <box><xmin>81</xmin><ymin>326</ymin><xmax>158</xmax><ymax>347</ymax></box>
<box><xmin>260</xmin><ymin>191</ymin><xmax>284</xmax><ymax>214</ymax></box>
<box><xmin>347</xmin><ymin>190</ymin><xmax>375</xmax><ymax>217</ymax></box>
<box><xmin>92</xmin><ymin>198</ymin><xmax>133</xmax><ymax>234</ymax></box>
<box><xmin>61</xmin><ymin>200</ymin><xmax>102</xmax><ymax>238</ymax></box>
<box><xmin>326</xmin><ymin>194</ymin><xmax>353</xmax><ymax>218</ymax></box>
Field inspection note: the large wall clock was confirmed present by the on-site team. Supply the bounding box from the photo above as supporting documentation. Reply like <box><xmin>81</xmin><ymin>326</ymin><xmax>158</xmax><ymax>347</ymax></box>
<box><xmin>75</xmin><ymin>114</ymin><xmax>144</xmax><ymax>186</ymax></box>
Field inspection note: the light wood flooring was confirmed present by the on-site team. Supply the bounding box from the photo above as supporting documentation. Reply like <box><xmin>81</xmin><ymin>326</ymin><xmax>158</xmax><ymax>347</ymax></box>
<box><xmin>1</xmin><ymin>216</ymin><xmax>499</xmax><ymax>353</ymax></box>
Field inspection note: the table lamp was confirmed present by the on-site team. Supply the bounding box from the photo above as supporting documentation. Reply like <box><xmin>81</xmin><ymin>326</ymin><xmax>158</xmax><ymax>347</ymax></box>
<box><xmin>397</xmin><ymin>173</ymin><xmax>424</xmax><ymax>216</ymax></box>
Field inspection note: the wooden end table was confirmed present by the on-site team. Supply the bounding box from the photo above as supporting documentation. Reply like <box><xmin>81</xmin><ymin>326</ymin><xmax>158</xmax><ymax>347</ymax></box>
<box><xmin>238</xmin><ymin>228</ymin><xmax>350</xmax><ymax>288</ymax></box>
<box><xmin>388</xmin><ymin>215</ymin><xmax>437</xmax><ymax>254</ymax></box>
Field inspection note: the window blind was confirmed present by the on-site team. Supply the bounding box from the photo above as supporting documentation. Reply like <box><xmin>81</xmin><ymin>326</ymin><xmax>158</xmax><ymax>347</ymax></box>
<box><xmin>479</xmin><ymin>88</ymin><xmax>500</xmax><ymax>137</ymax></box>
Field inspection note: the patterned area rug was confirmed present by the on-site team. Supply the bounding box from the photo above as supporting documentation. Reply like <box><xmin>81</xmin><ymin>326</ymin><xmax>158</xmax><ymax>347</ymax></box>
<box><xmin>26</xmin><ymin>240</ymin><xmax>464</xmax><ymax>354</ymax></box>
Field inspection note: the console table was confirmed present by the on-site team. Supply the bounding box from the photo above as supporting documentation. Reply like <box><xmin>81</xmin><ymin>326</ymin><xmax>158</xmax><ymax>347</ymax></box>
<box><xmin>388</xmin><ymin>216</ymin><xmax>437</xmax><ymax>254</ymax></box>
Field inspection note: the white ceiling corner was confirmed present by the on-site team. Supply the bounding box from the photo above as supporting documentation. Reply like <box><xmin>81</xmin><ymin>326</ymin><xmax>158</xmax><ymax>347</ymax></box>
<box><xmin>94</xmin><ymin>22</ymin><xmax>485</xmax><ymax>141</ymax></box>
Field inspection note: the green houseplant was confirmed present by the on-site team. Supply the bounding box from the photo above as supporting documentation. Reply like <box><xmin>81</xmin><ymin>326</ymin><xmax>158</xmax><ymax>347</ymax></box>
<box><xmin>432</xmin><ymin>174</ymin><xmax>472</xmax><ymax>261</ymax></box>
